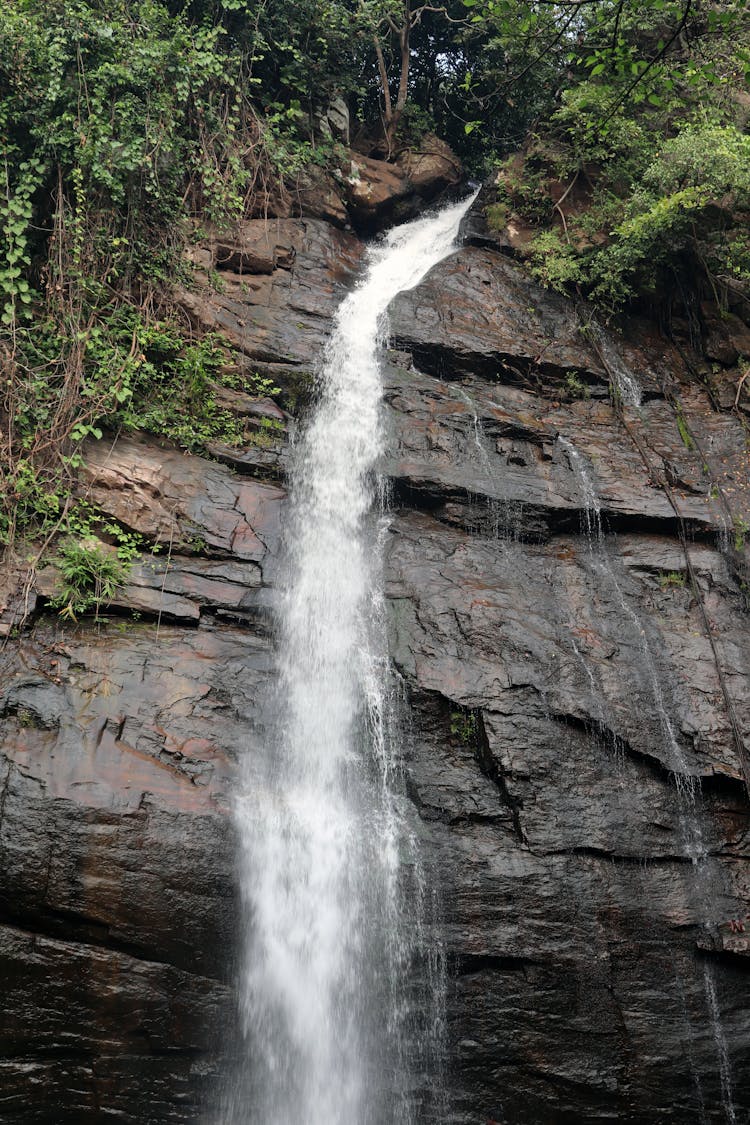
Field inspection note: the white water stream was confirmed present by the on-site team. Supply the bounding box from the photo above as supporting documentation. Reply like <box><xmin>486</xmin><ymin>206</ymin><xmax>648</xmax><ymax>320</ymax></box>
<box><xmin>226</xmin><ymin>196</ymin><xmax>474</xmax><ymax>1125</ymax></box>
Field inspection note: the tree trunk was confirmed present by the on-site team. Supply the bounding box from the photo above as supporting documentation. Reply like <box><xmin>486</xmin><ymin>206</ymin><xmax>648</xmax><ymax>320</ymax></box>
<box><xmin>384</xmin><ymin>0</ymin><xmax>411</xmax><ymax>152</ymax></box>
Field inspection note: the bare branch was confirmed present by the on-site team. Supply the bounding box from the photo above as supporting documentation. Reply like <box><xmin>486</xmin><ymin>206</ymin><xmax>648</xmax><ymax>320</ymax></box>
<box><xmin>553</xmin><ymin>172</ymin><xmax>579</xmax><ymax>245</ymax></box>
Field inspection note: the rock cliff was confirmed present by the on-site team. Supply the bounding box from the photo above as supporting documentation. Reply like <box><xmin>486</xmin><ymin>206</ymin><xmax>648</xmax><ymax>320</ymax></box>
<box><xmin>1</xmin><ymin>183</ymin><xmax>749</xmax><ymax>1123</ymax></box>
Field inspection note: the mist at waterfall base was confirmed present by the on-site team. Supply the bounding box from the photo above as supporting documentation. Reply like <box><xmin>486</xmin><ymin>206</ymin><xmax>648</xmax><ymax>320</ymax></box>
<box><xmin>221</xmin><ymin>195</ymin><xmax>475</xmax><ymax>1125</ymax></box>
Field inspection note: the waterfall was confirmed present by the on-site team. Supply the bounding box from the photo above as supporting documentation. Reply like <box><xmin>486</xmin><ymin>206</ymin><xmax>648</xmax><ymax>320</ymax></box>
<box><xmin>226</xmin><ymin>195</ymin><xmax>474</xmax><ymax>1125</ymax></box>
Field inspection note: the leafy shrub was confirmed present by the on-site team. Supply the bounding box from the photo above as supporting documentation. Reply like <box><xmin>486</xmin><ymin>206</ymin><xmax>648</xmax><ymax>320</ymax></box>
<box><xmin>51</xmin><ymin>538</ymin><xmax>129</xmax><ymax>620</ymax></box>
<box><xmin>495</xmin><ymin>0</ymin><xmax>750</xmax><ymax>315</ymax></box>
<box><xmin>658</xmin><ymin>571</ymin><xmax>686</xmax><ymax>589</ymax></box>
<box><xmin>521</xmin><ymin>115</ymin><xmax>750</xmax><ymax>312</ymax></box>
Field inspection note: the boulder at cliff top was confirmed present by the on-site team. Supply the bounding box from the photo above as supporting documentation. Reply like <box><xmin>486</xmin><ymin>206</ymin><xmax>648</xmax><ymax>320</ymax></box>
<box><xmin>344</xmin><ymin>135</ymin><xmax>463</xmax><ymax>233</ymax></box>
<box><xmin>394</xmin><ymin>135</ymin><xmax>462</xmax><ymax>194</ymax></box>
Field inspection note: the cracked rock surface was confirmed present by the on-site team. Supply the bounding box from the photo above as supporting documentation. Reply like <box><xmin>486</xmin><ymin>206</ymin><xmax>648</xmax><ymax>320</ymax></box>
<box><xmin>382</xmin><ymin>203</ymin><xmax>750</xmax><ymax>1123</ymax></box>
<box><xmin>1</xmin><ymin>189</ymin><xmax>750</xmax><ymax>1123</ymax></box>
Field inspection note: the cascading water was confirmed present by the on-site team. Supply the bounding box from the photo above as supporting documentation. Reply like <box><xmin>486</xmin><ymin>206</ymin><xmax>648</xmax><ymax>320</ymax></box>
<box><xmin>225</xmin><ymin>194</ymin><xmax>475</xmax><ymax>1125</ymax></box>
<box><xmin>582</xmin><ymin>317</ymin><xmax>643</xmax><ymax>407</ymax></box>
<box><xmin>560</xmin><ymin>431</ymin><xmax>738</xmax><ymax>1124</ymax></box>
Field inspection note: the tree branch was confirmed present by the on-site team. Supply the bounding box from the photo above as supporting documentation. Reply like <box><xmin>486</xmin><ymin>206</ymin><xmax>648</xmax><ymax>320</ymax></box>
<box><xmin>472</xmin><ymin>7</ymin><xmax>578</xmax><ymax>98</ymax></box>
<box><xmin>599</xmin><ymin>0</ymin><xmax>694</xmax><ymax>128</ymax></box>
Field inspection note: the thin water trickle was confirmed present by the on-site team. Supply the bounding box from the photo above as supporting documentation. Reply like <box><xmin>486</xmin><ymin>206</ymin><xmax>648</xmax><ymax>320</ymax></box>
<box><xmin>704</xmin><ymin>961</ymin><xmax>737</xmax><ymax>1125</ymax></box>
<box><xmin>560</xmin><ymin>435</ymin><xmax>702</xmax><ymax>816</ymax></box>
<box><xmin>584</xmin><ymin>319</ymin><xmax>643</xmax><ymax>408</ymax></box>
<box><xmin>225</xmin><ymin>195</ymin><xmax>475</xmax><ymax>1125</ymax></box>
<box><xmin>456</xmin><ymin>384</ymin><xmax>492</xmax><ymax>469</ymax></box>
<box><xmin>561</xmin><ymin>432</ymin><xmax>738</xmax><ymax>1121</ymax></box>
<box><xmin>455</xmin><ymin>385</ymin><xmax>527</xmax><ymax>541</ymax></box>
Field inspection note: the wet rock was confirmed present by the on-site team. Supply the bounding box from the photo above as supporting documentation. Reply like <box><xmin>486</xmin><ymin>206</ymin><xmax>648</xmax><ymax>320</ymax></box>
<box><xmin>0</xmin><ymin>922</ymin><xmax>230</xmax><ymax>1124</ymax></box>
<box><xmin>387</xmin><ymin>512</ymin><xmax>750</xmax><ymax>782</ymax></box>
<box><xmin>381</xmin><ymin>363</ymin><xmax>726</xmax><ymax>537</ymax></box>
<box><xmin>0</xmin><ymin>621</ymin><xmax>275</xmax><ymax>1120</ymax></box>
<box><xmin>459</xmin><ymin>176</ymin><xmax>535</xmax><ymax>257</ymax></box>
<box><xmin>211</xmin><ymin>388</ymin><xmax>288</xmax><ymax>428</ymax></box>
<box><xmin>344</xmin><ymin>137</ymin><xmax>463</xmax><ymax>233</ymax></box>
<box><xmin>379</xmin><ymin>234</ymin><xmax>750</xmax><ymax>1123</ymax></box>
<box><xmin>206</xmin><ymin>440</ymin><xmax>286</xmax><ymax>482</ymax></box>
<box><xmin>80</xmin><ymin>434</ymin><xmax>284</xmax><ymax>570</ymax></box>
<box><xmin>180</xmin><ymin>218</ymin><xmax>364</xmax><ymax>365</ymax></box>
<box><xmin>387</xmin><ymin>510</ymin><xmax>750</xmax><ymax>1123</ymax></box>
<box><xmin>389</xmin><ymin>246</ymin><xmax>608</xmax><ymax>385</ymax></box>
<box><xmin>124</xmin><ymin>555</ymin><xmax>263</xmax><ymax>619</ymax></box>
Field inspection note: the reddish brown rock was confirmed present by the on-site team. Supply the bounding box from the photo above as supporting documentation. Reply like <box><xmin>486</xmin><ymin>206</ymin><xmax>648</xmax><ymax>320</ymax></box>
<box><xmin>0</xmin><ymin>622</ymin><xmax>273</xmax><ymax>1120</ymax></box>
<box><xmin>80</xmin><ymin>434</ymin><xmax>284</xmax><ymax>567</ymax></box>
<box><xmin>344</xmin><ymin>137</ymin><xmax>463</xmax><ymax>232</ymax></box>
<box><xmin>292</xmin><ymin>166</ymin><xmax>350</xmax><ymax>227</ymax></box>
<box><xmin>394</xmin><ymin>134</ymin><xmax>462</xmax><ymax>194</ymax></box>
<box><xmin>343</xmin><ymin>153</ymin><xmax>413</xmax><ymax>225</ymax></box>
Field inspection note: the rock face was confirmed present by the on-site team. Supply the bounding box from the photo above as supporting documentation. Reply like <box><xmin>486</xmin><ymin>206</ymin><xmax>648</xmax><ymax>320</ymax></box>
<box><xmin>383</xmin><ymin>219</ymin><xmax>750</xmax><ymax>1123</ymax></box>
<box><xmin>0</xmin><ymin>621</ymin><xmax>270</xmax><ymax>1121</ymax></box>
<box><xmin>181</xmin><ymin>217</ymin><xmax>364</xmax><ymax>366</ymax></box>
<box><xmin>2</xmin><ymin>187</ymin><xmax>750</xmax><ymax>1124</ymax></box>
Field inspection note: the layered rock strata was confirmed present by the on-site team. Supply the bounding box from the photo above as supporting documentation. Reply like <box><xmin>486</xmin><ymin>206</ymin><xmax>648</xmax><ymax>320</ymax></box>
<box><xmin>1</xmin><ymin>187</ymin><xmax>749</xmax><ymax>1123</ymax></box>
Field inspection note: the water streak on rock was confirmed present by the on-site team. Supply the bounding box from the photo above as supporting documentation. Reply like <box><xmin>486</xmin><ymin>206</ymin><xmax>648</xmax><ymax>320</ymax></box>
<box><xmin>562</xmin><ymin>434</ymin><xmax>738</xmax><ymax>1124</ymax></box>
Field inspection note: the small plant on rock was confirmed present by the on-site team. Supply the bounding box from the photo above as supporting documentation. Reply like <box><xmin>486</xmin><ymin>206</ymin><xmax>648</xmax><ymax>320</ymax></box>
<box><xmin>450</xmin><ymin>708</ymin><xmax>478</xmax><ymax>745</ymax></box>
<box><xmin>51</xmin><ymin>538</ymin><xmax>129</xmax><ymax>621</ymax></box>
<box><xmin>249</xmin><ymin>416</ymin><xmax>285</xmax><ymax>448</ymax></box>
<box><xmin>563</xmin><ymin>370</ymin><xmax>589</xmax><ymax>400</ymax></box>
<box><xmin>658</xmin><ymin>571</ymin><xmax>686</xmax><ymax>589</ymax></box>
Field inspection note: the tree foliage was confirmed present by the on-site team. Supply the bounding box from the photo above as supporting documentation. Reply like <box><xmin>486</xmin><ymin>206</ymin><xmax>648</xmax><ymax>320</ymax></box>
<box><xmin>478</xmin><ymin>0</ymin><xmax>750</xmax><ymax>311</ymax></box>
